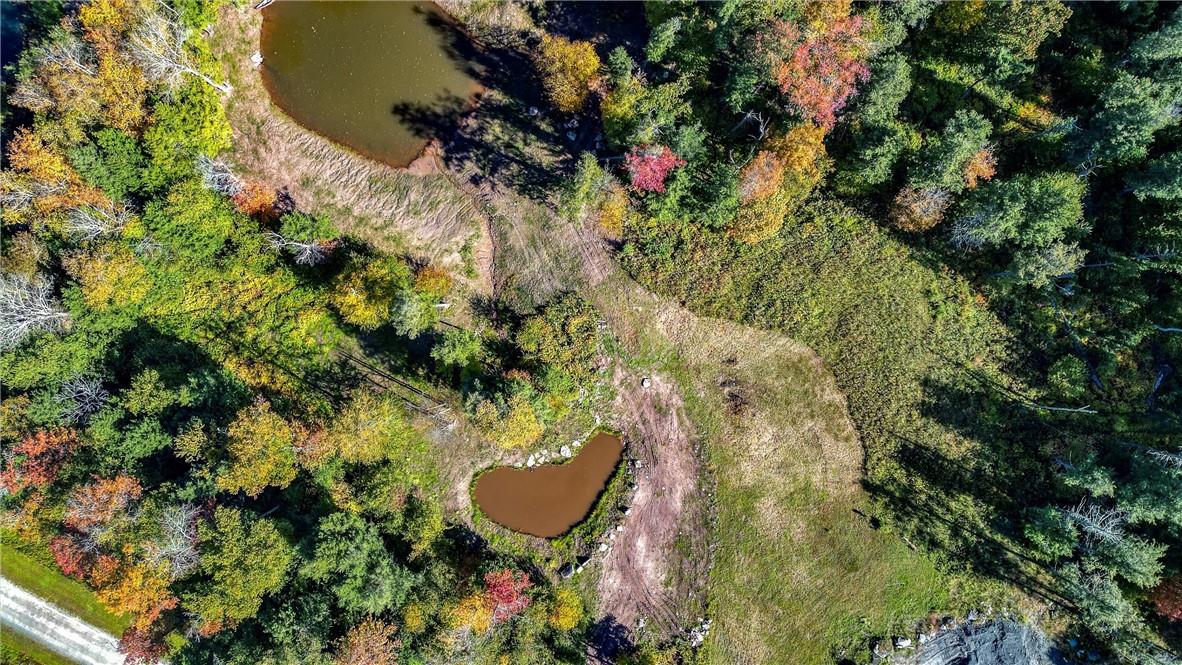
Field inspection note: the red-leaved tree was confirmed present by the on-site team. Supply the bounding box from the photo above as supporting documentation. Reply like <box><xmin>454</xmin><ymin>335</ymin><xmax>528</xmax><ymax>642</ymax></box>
<box><xmin>50</xmin><ymin>535</ymin><xmax>94</xmax><ymax>580</ymax></box>
<box><xmin>625</xmin><ymin>145</ymin><xmax>686</xmax><ymax>193</ymax></box>
<box><xmin>483</xmin><ymin>569</ymin><xmax>531</xmax><ymax>624</ymax></box>
<box><xmin>64</xmin><ymin>474</ymin><xmax>143</xmax><ymax>533</ymax></box>
<box><xmin>1151</xmin><ymin>576</ymin><xmax>1182</xmax><ymax>622</ymax></box>
<box><xmin>0</xmin><ymin>428</ymin><xmax>80</xmax><ymax>493</ymax></box>
<box><xmin>119</xmin><ymin>624</ymin><xmax>169</xmax><ymax>665</ymax></box>
<box><xmin>763</xmin><ymin>14</ymin><xmax>870</xmax><ymax>129</ymax></box>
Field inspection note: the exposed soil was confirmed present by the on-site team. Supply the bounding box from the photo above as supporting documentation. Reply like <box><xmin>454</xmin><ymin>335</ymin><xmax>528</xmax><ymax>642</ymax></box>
<box><xmin>596</xmin><ymin>372</ymin><xmax>709</xmax><ymax>638</ymax></box>
<box><xmin>214</xmin><ymin>7</ymin><xmax>866</xmax><ymax>662</ymax></box>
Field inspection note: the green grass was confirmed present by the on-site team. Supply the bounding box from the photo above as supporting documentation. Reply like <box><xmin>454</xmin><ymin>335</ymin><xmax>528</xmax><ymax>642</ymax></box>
<box><xmin>0</xmin><ymin>532</ymin><xmax>130</xmax><ymax>636</ymax></box>
<box><xmin>1</xmin><ymin>630</ymin><xmax>76</xmax><ymax>665</ymax></box>
<box><xmin>594</xmin><ymin>281</ymin><xmax>951</xmax><ymax>664</ymax></box>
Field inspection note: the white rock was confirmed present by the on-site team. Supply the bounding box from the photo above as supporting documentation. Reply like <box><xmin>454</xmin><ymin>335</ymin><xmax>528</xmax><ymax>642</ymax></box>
<box><xmin>598</xmin><ymin>543</ymin><xmax>608</xmax><ymax>552</ymax></box>
<box><xmin>641</xmin><ymin>377</ymin><xmax>652</xmax><ymax>388</ymax></box>
<box><xmin>250</xmin><ymin>51</ymin><xmax>263</xmax><ymax>68</ymax></box>
<box><xmin>609</xmin><ymin>533</ymin><xmax>616</xmax><ymax>540</ymax></box>
<box><xmin>526</xmin><ymin>455</ymin><xmax>536</xmax><ymax>467</ymax></box>
<box><xmin>560</xmin><ymin>445</ymin><xmax>572</xmax><ymax>457</ymax></box>
<box><xmin>616</xmin><ymin>525</ymin><xmax>624</xmax><ymax>532</ymax></box>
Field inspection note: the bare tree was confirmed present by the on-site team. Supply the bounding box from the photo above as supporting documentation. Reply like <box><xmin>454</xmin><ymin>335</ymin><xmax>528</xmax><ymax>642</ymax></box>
<box><xmin>56</xmin><ymin>376</ymin><xmax>110</xmax><ymax>424</ymax></box>
<box><xmin>0</xmin><ymin>274</ymin><xmax>70</xmax><ymax>351</ymax></box>
<box><xmin>266</xmin><ymin>232</ymin><xmax>334</xmax><ymax>266</ymax></box>
<box><xmin>65</xmin><ymin>203</ymin><xmax>133</xmax><ymax>242</ymax></box>
<box><xmin>1147</xmin><ymin>447</ymin><xmax>1182</xmax><ymax>469</ymax></box>
<box><xmin>130</xmin><ymin>4</ymin><xmax>232</xmax><ymax>94</ymax></box>
<box><xmin>134</xmin><ymin>234</ymin><xmax>165</xmax><ymax>258</ymax></box>
<box><xmin>1066</xmin><ymin>501</ymin><xmax>1127</xmax><ymax>545</ymax></box>
<box><xmin>146</xmin><ymin>503</ymin><xmax>201</xmax><ymax>580</ymax></box>
<box><xmin>196</xmin><ymin>155</ymin><xmax>243</xmax><ymax>196</ymax></box>
<box><xmin>0</xmin><ymin>177</ymin><xmax>67</xmax><ymax>212</ymax></box>
<box><xmin>39</xmin><ymin>32</ymin><xmax>97</xmax><ymax>77</ymax></box>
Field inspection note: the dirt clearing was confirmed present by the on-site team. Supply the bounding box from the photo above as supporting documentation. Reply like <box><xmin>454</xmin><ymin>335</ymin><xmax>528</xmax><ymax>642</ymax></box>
<box><xmin>596</xmin><ymin>372</ymin><xmax>709</xmax><ymax>639</ymax></box>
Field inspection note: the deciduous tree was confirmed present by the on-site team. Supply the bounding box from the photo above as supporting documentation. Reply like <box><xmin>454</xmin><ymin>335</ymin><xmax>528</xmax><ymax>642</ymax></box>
<box><xmin>96</xmin><ymin>561</ymin><xmax>178</xmax><ymax>631</ymax></box>
<box><xmin>0</xmin><ymin>428</ymin><xmax>79</xmax><ymax>493</ymax></box>
<box><xmin>762</xmin><ymin>9</ymin><xmax>870</xmax><ymax>129</ymax></box>
<box><xmin>64</xmin><ymin>474</ymin><xmax>142</xmax><ymax>533</ymax></box>
<box><xmin>333</xmin><ymin>618</ymin><xmax>400</xmax><ymax>665</ymax></box>
<box><xmin>547</xmin><ymin>587</ymin><xmax>583</xmax><ymax>631</ymax></box>
<box><xmin>625</xmin><ymin>145</ymin><xmax>685</xmax><ymax>194</ymax></box>
<box><xmin>536</xmin><ymin>34</ymin><xmax>600</xmax><ymax>113</ymax></box>
<box><xmin>216</xmin><ymin>400</ymin><xmax>298</xmax><ymax>497</ymax></box>
<box><xmin>186</xmin><ymin>507</ymin><xmax>293</xmax><ymax>632</ymax></box>
<box><xmin>483</xmin><ymin>569</ymin><xmax>531</xmax><ymax>624</ymax></box>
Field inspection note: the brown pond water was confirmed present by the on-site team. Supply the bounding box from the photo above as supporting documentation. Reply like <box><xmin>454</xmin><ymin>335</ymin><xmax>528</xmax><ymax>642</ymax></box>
<box><xmin>259</xmin><ymin>1</ymin><xmax>483</xmax><ymax>167</ymax></box>
<box><xmin>474</xmin><ymin>433</ymin><xmax>624</xmax><ymax>538</ymax></box>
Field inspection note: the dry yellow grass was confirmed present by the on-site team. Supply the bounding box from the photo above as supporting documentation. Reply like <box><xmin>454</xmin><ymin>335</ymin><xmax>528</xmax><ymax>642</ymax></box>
<box><xmin>210</xmin><ymin>6</ymin><xmax>483</xmax><ymax>274</ymax></box>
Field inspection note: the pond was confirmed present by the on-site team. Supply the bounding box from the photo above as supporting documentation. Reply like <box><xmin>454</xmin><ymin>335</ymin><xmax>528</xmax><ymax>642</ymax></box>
<box><xmin>259</xmin><ymin>1</ymin><xmax>483</xmax><ymax>167</ymax></box>
<box><xmin>474</xmin><ymin>433</ymin><xmax>624</xmax><ymax>538</ymax></box>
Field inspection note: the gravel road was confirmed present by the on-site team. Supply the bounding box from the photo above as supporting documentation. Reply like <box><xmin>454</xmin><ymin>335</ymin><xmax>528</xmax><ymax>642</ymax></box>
<box><xmin>0</xmin><ymin>577</ymin><xmax>126</xmax><ymax>665</ymax></box>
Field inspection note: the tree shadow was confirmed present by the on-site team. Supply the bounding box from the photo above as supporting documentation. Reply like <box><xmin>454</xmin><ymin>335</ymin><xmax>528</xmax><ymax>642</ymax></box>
<box><xmin>587</xmin><ymin>615</ymin><xmax>634</xmax><ymax>664</ymax></box>
<box><xmin>536</xmin><ymin>1</ymin><xmax>650</xmax><ymax>63</ymax></box>
<box><xmin>391</xmin><ymin>6</ymin><xmax>604</xmax><ymax>201</ymax></box>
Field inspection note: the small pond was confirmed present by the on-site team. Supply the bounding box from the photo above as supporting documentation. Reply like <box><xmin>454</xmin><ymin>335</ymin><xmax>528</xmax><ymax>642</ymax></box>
<box><xmin>259</xmin><ymin>1</ymin><xmax>483</xmax><ymax>167</ymax></box>
<box><xmin>474</xmin><ymin>433</ymin><xmax>624</xmax><ymax>538</ymax></box>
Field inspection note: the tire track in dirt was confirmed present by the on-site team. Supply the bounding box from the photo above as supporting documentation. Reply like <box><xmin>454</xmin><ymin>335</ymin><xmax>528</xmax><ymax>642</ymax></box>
<box><xmin>596</xmin><ymin>373</ymin><xmax>708</xmax><ymax>638</ymax></box>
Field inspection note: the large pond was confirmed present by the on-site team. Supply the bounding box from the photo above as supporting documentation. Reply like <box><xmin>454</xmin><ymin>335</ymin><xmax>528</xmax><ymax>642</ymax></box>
<box><xmin>474</xmin><ymin>433</ymin><xmax>624</xmax><ymax>538</ymax></box>
<box><xmin>259</xmin><ymin>1</ymin><xmax>483</xmax><ymax>167</ymax></box>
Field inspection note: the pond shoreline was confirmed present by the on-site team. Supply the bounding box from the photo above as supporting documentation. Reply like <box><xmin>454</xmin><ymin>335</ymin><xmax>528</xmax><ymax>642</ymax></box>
<box><xmin>472</xmin><ymin>431</ymin><xmax>626</xmax><ymax>539</ymax></box>
<box><xmin>258</xmin><ymin>0</ymin><xmax>487</xmax><ymax>170</ymax></box>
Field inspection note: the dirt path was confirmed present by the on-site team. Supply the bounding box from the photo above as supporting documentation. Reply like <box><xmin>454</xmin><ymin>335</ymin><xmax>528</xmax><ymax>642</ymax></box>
<box><xmin>596</xmin><ymin>373</ymin><xmax>708</xmax><ymax>638</ymax></box>
<box><xmin>0</xmin><ymin>578</ymin><xmax>129</xmax><ymax>665</ymax></box>
<box><xmin>212</xmin><ymin>9</ymin><xmax>867</xmax><ymax>660</ymax></box>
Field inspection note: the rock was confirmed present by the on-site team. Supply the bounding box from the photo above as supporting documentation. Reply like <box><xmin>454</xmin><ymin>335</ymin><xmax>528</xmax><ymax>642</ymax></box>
<box><xmin>641</xmin><ymin>377</ymin><xmax>652</xmax><ymax>388</ymax></box>
<box><xmin>250</xmin><ymin>51</ymin><xmax>263</xmax><ymax>68</ymax></box>
<box><xmin>967</xmin><ymin>609</ymin><xmax>979</xmax><ymax>622</ymax></box>
<box><xmin>895</xmin><ymin>637</ymin><xmax>913</xmax><ymax>649</ymax></box>
<box><xmin>609</xmin><ymin>533</ymin><xmax>616</xmax><ymax>540</ymax></box>
<box><xmin>598</xmin><ymin>543</ymin><xmax>607</xmax><ymax>552</ymax></box>
<box><xmin>528</xmin><ymin>106</ymin><xmax>539</xmax><ymax>116</ymax></box>
<box><xmin>624</xmin><ymin>508</ymin><xmax>632</xmax><ymax>516</ymax></box>
<box><xmin>566</xmin><ymin>130</ymin><xmax>577</xmax><ymax>141</ymax></box>
<box><xmin>526</xmin><ymin>455</ymin><xmax>536</xmax><ymax>467</ymax></box>
<box><xmin>560</xmin><ymin>445</ymin><xmax>572</xmax><ymax>457</ymax></box>
<box><xmin>616</xmin><ymin>525</ymin><xmax>624</xmax><ymax>532</ymax></box>
<box><xmin>910</xmin><ymin>620</ymin><xmax>1062</xmax><ymax>665</ymax></box>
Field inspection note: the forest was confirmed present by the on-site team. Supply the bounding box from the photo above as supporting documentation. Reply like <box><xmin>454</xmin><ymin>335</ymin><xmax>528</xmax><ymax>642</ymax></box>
<box><xmin>0</xmin><ymin>1</ymin><xmax>1180</xmax><ymax>665</ymax></box>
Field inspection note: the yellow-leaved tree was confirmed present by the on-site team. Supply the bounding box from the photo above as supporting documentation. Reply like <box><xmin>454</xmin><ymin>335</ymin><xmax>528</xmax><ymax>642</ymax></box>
<box><xmin>536</xmin><ymin>35</ymin><xmax>601</xmax><ymax>113</ymax></box>
<box><xmin>547</xmin><ymin>587</ymin><xmax>583</xmax><ymax>631</ymax></box>
<box><xmin>217</xmin><ymin>401</ymin><xmax>299</xmax><ymax>497</ymax></box>
<box><xmin>730</xmin><ymin>123</ymin><xmax>830</xmax><ymax>244</ymax></box>
<box><xmin>473</xmin><ymin>393</ymin><xmax>543</xmax><ymax>450</ymax></box>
